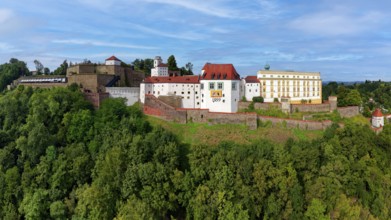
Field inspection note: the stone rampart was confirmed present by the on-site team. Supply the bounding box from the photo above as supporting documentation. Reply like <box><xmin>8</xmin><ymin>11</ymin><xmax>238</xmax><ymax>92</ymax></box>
<box><xmin>337</xmin><ymin>106</ymin><xmax>360</xmax><ymax>118</ymax></box>
<box><xmin>84</xmin><ymin>92</ymin><xmax>109</xmax><ymax>108</ymax></box>
<box><xmin>144</xmin><ymin>95</ymin><xmax>187</xmax><ymax>123</ymax></box>
<box><xmin>105</xmin><ymin>87</ymin><xmax>140</xmax><ymax>106</ymax></box>
<box><xmin>258</xmin><ymin>116</ymin><xmax>332</xmax><ymax>130</ymax></box>
<box><xmin>291</xmin><ymin>103</ymin><xmax>330</xmax><ymax>113</ymax></box>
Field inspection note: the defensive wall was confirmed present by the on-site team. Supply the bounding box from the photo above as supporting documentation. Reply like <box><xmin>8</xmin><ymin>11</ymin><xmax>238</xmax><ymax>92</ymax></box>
<box><xmin>84</xmin><ymin>92</ymin><xmax>109</xmax><ymax>108</ymax></box>
<box><xmin>105</xmin><ymin>87</ymin><xmax>140</xmax><ymax>106</ymax></box>
<box><xmin>144</xmin><ymin>95</ymin><xmax>335</xmax><ymax>130</ymax></box>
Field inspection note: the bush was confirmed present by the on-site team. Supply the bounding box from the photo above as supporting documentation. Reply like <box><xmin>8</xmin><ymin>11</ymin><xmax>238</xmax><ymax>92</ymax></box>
<box><xmin>252</xmin><ymin>96</ymin><xmax>264</xmax><ymax>103</ymax></box>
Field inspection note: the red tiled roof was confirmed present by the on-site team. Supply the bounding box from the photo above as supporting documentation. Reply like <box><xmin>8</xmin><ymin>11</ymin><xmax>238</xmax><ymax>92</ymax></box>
<box><xmin>372</xmin><ymin>108</ymin><xmax>383</xmax><ymax>117</ymax></box>
<box><xmin>201</xmin><ymin>63</ymin><xmax>240</xmax><ymax>80</ymax></box>
<box><xmin>106</xmin><ymin>55</ymin><xmax>121</xmax><ymax>61</ymax></box>
<box><xmin>158</xmin><ymin>63</ymin><xmax>168</xmax><ymax>67</ymax></box>
<box><xmin>244</xmin><ymin>76</ymin><xmax>259</xmax><ymax>83</ymax></box>
<box><xmin>144</xmin><ymin>76</ymin><xmax>200</xmax><ymax>84</ymax></box>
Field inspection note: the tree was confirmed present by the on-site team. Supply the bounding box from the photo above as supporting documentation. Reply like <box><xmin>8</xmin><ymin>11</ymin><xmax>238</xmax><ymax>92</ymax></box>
<box><xmin>185</xmin><ymin>62</ymin><xmax>193</xmax><ymax>75</ymax></box>
<box><xmin>44</xmin><ymin>67</ymin><xmax>50</xmax><ymax>75</ymax></box>
<box><xmin>53</xmin><ymin>60</ymin><xmax>69</xmax><ymax>75</ymax></box>
<box><xmin>34</xmin><ymin>60</ymin><xmax>44</xmax><ymax>74</ymax></box>
<box><xmin>167</xmin><ymin>55</ymin><xmax>178</xmax><ymax>71</ymax></box>
<box><xmin>344</xmin><ymin>89</ymin><xmax>362</xmax><ymax>106</ymax></box>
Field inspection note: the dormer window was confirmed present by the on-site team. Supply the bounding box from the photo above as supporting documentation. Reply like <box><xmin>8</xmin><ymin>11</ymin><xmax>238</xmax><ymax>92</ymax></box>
<box><xmin>223</xmin><ymin>73</ymin><xmax>227</xmax><ymax>79</ymax></box>
<box><xmin>217</xmin><ymin>73</ymin><xmax>221</xmax><ymax>79</ymax></box>
<box><xmin>211</xmin><ymin>73</ymin><xmax>215</xmax><ymax>79</ymax></box>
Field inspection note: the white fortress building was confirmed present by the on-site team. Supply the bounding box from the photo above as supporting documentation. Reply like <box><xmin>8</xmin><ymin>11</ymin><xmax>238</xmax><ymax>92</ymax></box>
<box><xmin>151</xmin><ymin>56</ymin><xmax>169</xmax><ymax>77</ymax></box>
<box><xmin>140</xmin><ymin>57</ymin><xmax>323</xmax><ymax>113</ymax></box>
<box><xmin>255</xmin><ymin>64</ymin><xmax>322</xmax><ymax>104</ymax></box>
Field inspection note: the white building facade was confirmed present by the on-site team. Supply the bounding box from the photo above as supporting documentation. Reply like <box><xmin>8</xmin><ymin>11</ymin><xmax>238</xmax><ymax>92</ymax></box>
<box><xmin>257</xmin><ymin>67</ymin><xmax>322</xmax><ymax>104</ymax></box>
<box><xmin>105</xmin><ymin>56</ymin><xmax>121</xmax><ymax>66</ymax></box>
<box><xmin>200</xmin><ymin>64</ymin><xmax>241</xmax><ymax>113</ymax></box>
<box><xmin>140</xmin><ymin>76</ymin><xmax>201</xmax><ymax>109</ymax></box>
<box><xmin>241</xmin><ymin>76</ymin><xmax>261</xmax><ymax>102</ymax></box>
<box><xmin>151</xmin><ymin>56</ymin><xmax>169</xmax><ymax>77</ymax></box>
<box><xmin>372</xmin><ymin>109</ymin><xmax>384</xmax><ymax>128</ymax></box>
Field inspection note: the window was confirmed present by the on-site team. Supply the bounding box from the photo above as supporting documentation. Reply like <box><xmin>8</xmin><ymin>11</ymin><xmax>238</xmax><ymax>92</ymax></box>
<box><xmin>195</xmin><ymin>91</ymin><xmax>198</xmax><ymax>94</ymax></box>
<box><xmin>209</xmin><ymin>82</ymin><xmax>215</xmax><ymax>90</ymax></box>
<box><xmin>217</xmin><ymin>82</ymin><xmax>223</xmax><ymax>90</ymax></box>
<box><xmin>188</xmin><ymin>91</ymin><xmax>190</xmax><ymax>94</ymax></box>
<box><xmin>232</xmin><ymin>82</ymin><xmax>237</xmax><ymax>90</ymax></box>
<box><xmin>201</xmin><ymin>83</ymin><xmax>204</xmax><ymax>90</ymax></box>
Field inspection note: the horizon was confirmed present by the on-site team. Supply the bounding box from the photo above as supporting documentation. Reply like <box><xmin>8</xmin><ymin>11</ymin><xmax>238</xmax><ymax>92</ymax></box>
<box><xmin>1</xmin><ymin>0</ymin><xmax>391</xmax><ymax>81</ymax></box>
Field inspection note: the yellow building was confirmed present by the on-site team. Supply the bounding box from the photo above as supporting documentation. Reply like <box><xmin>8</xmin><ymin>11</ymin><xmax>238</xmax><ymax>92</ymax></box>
<box><xmin>257</xmin><ymin>65</ymin><xmax>322</xmax><ymax>104</ymax></box>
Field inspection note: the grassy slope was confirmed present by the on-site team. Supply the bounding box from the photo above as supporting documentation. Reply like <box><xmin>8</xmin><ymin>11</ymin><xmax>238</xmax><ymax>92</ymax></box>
<box><xmin>147</xmin><ymin>116</ymin><xmax>323</xmax><ymax>146</ymax></box>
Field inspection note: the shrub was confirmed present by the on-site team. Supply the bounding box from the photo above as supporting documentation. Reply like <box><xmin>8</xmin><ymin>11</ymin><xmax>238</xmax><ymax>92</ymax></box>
<box><xmin>252</xmin><ymin>96</ymin><xmax>264</xmax><ymax>103</ymax></box>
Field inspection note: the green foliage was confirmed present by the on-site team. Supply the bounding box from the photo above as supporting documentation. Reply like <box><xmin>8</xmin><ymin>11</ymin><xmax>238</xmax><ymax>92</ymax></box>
<box><xmin>0</xmin><ymin>84</ymin><xmax>390</xmax><ymax>219</ymax></box>
<box><xmin>132</xmin><ymin>58</ymin><xmax>154</xmax><ymax>76</ymax></box>
<box><xmin>252</xmin><ymin>96</ymin><xmax>264</xmax><ymax>103</ymax></box>
<box><xmin>167</xmin><ymin>55</ymin><xmax>179</xmax><ymax>71</ymax></box>
<box><xmin>0</xmin><ymin>58</ymin><xmax>30</xmax><ymax>91</ymax></box>
<box><xmin>52</xmin><ymin>60</ymin><xmax>68</xmax><ymax>75</ymax></box>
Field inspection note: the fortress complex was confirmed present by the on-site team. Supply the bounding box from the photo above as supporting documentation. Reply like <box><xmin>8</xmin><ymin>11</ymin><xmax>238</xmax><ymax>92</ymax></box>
<box><xmin>140</xmin><ymin>57</ymin><xmax>322</xmax><ymax>113</ymax></box>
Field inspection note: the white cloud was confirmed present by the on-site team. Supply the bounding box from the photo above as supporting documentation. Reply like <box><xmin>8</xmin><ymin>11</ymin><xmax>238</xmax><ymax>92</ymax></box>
<box><xmin>290</xmin><ymin>10</ymin><xmax>386</xmax><ymax>36</ymax></box>
<box><xmin>129</xmin><ymin>23</ymin><xmax>204</xmax><ymax>41</ymax></box>
<box><xmin>0</xmin><ymin>8</ymin><xmax>13</xmax><ymax>24</ymax></box>
<box><xmin>52</xmin><ymin>39</ymin><xmax>158</xmax><ymax>50</ymax></box>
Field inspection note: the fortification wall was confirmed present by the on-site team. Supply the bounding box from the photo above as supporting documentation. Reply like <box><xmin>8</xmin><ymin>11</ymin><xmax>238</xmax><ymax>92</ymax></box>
<box><xmin>207</xmin><ymin>112</ymin><xmax>257</xmax><ymax>130</ymax></box>
<box><xmin>105</xmin><ymin>87</ymin><xmax>140</xmax><ymax>106</ymax></box>
<box><xmin>84</xmin><ymin>92</ymin><xmax>109</xmax><ymax>108</ymax></box>
<box><xmin>144</xmin><ymin>95</ymin><xmax>187</xmax><ymax>123</ymax></box>
<box><xmin>291</xmin><ymin>103</ymin><xmax>330</xmax><ymax>113</ymax></box>
<box><xmin>337</xmin><ymin>106</ymin><xmax>360</xmax><ymax>118</ymax></box>
<box><xmin>258</xmin><ymin>116</ymin><xmax>332</xmax><ymax>130</ymax></box>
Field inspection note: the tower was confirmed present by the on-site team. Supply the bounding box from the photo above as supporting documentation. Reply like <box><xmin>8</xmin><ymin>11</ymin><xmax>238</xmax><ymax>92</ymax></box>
<box><xmin>154</xmin><ymin>56</ymin><xmax>162</xmax><ymax>68</ymax></box>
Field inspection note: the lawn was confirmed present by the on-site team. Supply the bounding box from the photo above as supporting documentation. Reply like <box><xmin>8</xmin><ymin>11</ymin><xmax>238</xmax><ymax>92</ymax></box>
<box><xmin>146</xmin><ymin>116</ymin><xmax>324</xmax><ymax>146</ymax></box>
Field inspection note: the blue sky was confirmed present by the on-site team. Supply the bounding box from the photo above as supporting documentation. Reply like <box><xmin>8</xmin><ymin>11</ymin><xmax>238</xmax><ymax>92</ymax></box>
<box><xmin>0</xmin><ymin>0</ymin><xmax>390</xmax><ymax>81</ymax></box>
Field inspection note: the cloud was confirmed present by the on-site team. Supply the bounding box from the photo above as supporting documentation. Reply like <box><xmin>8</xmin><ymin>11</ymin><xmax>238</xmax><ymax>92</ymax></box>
<box><xmin>289</xmin><ymin>10</ymin><xmax>386</xmax><ymax>36</ymax></box>
<box><xmin>142</xmin><ymin>0</ymin><xmax>236</xmax><ymax>18</ymax></box>
<box><xmin>52</xmin><ymin>39</ymin><xmax>158</xmax><ymax>50</ymax></box>
<box><xmin>129</xmin><ymin>23</ymin><xmax>204</xmax><ymax>41</ymax></box>
<box><xmin>0</xmin><ymin>8</ymin><xmax>13</xmax><ymax>24</ymax></box>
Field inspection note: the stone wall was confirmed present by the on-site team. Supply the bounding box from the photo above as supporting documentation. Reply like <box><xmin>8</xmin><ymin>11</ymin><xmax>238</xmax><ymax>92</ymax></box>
<box><xmin>68</xmin><ymin>74</ymin><xmax>115</xmax><ymax>93</ymax></box>
<box><xmin>337</xmin><ymin>106</ymin><xmax>360</xmax><ymax>118</ymax></box>
<box><xmin>144</xmin><ymin>95</ymin><xmax>187</xmax><ymax>123</ymax></box>
<box><xmin>84</xmin><ymin>92</ymin><xmax>109</xmax><ymax>108</ymax></box>
<box><xmin>207</xmin><ymin>112</ymin><xmax>258</xmax><ymax>130</ymax></box>
<box><xmin>144</xmin><ymin>95</ymin><xmax>333</xmax><ymax>130</ymax></box>
<box><xmin>291</xmin><ymin>103</ymin><xmax>330</xmax><ymax>113</ymax></box>
<box><xmin>258</xmin><ymin>116</ymin><xmax>332</xmax><ymax>130</ymax></box>
<box><xmin>105</xmin><ymin>87</ymin><xmax>140</xmax><ymax>106</ymax></box>
<box><xmin>158</xmin><ymin>96</ymin><xmax>182</xmax><ymax>108</ymax></box>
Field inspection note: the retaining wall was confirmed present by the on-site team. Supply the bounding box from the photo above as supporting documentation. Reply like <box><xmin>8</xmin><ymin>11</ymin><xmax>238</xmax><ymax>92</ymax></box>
<box><xmin>337</xmin><ymin>106</ymin><xmax>360</xmax><ymax>118</ymax></box>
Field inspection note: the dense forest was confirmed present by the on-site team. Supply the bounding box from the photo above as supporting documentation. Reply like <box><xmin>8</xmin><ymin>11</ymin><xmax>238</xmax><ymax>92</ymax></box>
<box><xmin>323</xmin><ymin>81</ymin><xmax>391</xmax><ymax>115</ymax></box>
<box><xmin>0</xmin><ymin>85</ymin><xmax>390</xmax><ymax>219</ymax></box>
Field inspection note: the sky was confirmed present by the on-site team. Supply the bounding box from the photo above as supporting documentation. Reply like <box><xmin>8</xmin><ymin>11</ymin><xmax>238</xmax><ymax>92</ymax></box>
<box><xmin>0</xmin><ymin>0</ymin><xmax>390</xmax><ymax>81</ymax></box>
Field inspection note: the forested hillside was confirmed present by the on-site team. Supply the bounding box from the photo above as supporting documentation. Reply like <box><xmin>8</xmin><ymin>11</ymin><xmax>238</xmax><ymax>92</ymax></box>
<box><xmin>323</xmin><ymin>81</ymin><xmax>391</xmax><ymax>114</ymax></box>
<box><xmin>0</xmin><ymin>86</ymin><xmax>390</xmax><ymax>219</ymax></box>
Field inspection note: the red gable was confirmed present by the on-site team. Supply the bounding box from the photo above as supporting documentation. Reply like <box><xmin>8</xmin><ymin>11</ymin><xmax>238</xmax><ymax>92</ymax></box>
<box><xmin>245</xmin><ymin>76</ymin><xmax>259</xmax><ymax>83</ymax></box>
<box><xmin>372</xmin><ymin>108</ymin><xmax>383</xmax><ymax>117</ymax></box>
<box><xmin>106</xmin><ymin>55</ymin><xmax>121</xmax><ymax>61</ymax></box>
<box><xmin>201</xmin><ymin>63</ymin><xmax>240</xmax><ymax>80</ymax></box>
<box><xmin>144</xmin><ymin>76</ymin><xmax>200</xmax><ymax>84</ymax></box>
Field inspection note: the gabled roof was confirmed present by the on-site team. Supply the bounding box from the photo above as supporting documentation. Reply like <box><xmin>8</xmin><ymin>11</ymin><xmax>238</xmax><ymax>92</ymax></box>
<box><xmin>372</xmin><ymin>108</ymin><xmax>383</xmax><ymax>117</ymax></box>
<box><xmin>144</xmin><ymin>76</ymin><xmax>200</xmax><ymax>84</ymax></box>
<box><xmin>106</xmin><ymin>56</ymin><xmax>121</xmax><ymax>61</ymax></box>
<box><xmin>201</xmin><ymin>63</ymin><xmax>240</xmax><ymax>80</ymax></box>
<box><xmin>244</xmin><ymin>76</ymin><xmax>260</xmax><ymax>83</ymax></box>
